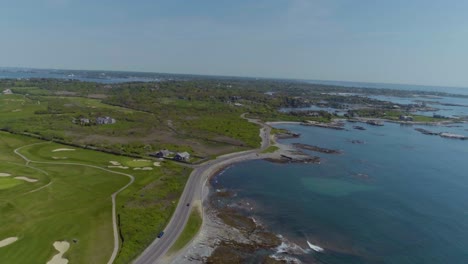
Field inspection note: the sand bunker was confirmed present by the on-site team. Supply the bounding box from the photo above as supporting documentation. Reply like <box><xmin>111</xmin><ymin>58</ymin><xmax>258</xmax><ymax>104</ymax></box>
<box><xmin>133</xmin><ymin>167</ymin><xmax>153</xmax><ymax>171</ymax></box>
<box><xmin>52</xmin><ymin>148</ymin><xmax>75</xmax><ymax>152</ymax></box>
<box><xmin>0</xmin><ymin>173</ymin><xmax>12</xmax><ymax>177</ymax></box>
<box><xmin>109</xmin><ymin>161</ymin><xmax>121</xmax><ymax>166</ymax></box>
<box><xmin>47</xmin><ymin>241</ymin><xmax>70</xmax><ymax>264</ymax></box>
<box><xmin>108</xmin><ymin>166</ymin><xmax>129</xmax><ymax>169</ymax></box>
<box><xmin>133</xmin><ymin>159</ymin><xmax>150</xmax><ymax>162</ymax></box>
<box><xmin>0</xmin><ymin>237</ymin><xmax>18</xmax><ymax>248</ymax></box>
<box><xmin>153</xmin><ymin>162</ymin><xmax>161</xmax><ymax>167</ymax></box>
<box><xmin>52</xmin><ymin>157</ymin><xmax>68</xmax><ymax>160</ymax></box>
<box><xmin>14</xmin><ymin>176</ymin><xmax>38</xmax><ymax>183</ymax></box>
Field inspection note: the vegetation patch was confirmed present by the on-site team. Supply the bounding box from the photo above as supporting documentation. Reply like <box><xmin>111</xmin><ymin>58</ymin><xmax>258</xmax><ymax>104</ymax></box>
<box><xmin>168</xmin><ymin>206</ymin><xmax>203</xmax><ymax>254</ymax></box>
<box><xmin>0</xmin><ymin>178</ymin><xmax>22</xmax><ymax>190</ymax></box>
<box><xmin>261</xmin><ymin>146</ymin><xmax>279</xmax><ymax>154</ymax></box>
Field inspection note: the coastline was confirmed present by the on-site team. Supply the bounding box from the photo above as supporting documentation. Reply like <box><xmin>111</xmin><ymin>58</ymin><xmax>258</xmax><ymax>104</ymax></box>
<box><xmin>163</xmin><ymin>126</ymin><xmax>323</xmax><ymax>264</ymax></box>
<box><xmin>160</xmin><ymin>117</ymin><xmax>468</xmax><ymax>264</ymax></box>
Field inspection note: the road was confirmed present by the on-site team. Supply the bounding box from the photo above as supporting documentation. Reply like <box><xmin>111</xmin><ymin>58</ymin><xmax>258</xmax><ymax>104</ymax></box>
<box><xmin>134</xmin><ymin>115</ymin><xmax>271</xmax><ymax>264</ymax></box>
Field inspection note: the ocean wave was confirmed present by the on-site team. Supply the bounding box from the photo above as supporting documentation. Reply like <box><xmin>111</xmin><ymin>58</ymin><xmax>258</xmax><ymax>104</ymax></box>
<box><xmin>270</xmin><ymin>253</ymin><xmax>302</xmax><ymax>264</ymax></box>
<box><xmin>307</xmin><ymin>240</ymin><xmax>324</xmax><ymax>252</ymax></box>
<box><xmin>274</xmin><ymin>239</ymin><xmax>312</xmax><ymax>255</ymax></box>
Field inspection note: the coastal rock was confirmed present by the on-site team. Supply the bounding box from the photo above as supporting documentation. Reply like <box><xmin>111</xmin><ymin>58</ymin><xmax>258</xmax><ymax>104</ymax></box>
<box><xmin>300</xmin><ymin>121</ymin><xmax>345</xmax><ymax>130</ymax></box>
<box><xmin>275</xmin><ymin>131</ymin><xmax>301</xmax><ymax>139</ymax></box>
<box><xmin>292</xmin><ymin>143</ymin><xmax>342</xmax><ymax>154</ymax></box>
<box><xmin>439</xmin><ymin>132</ymin><xmax>467</xmax><ymax>140</ymax></box>
<box><xmin>366</xmin><ymin>120</ymin><xmax>384</xmax><ymax>126</ymax></box>
<box><xmin>414</xmin><ymin>128</ymin><xmax>438</xmax><ymax>135</ymax></box>
<box><xmin>263</xmin><ymin>156</ymin><xmax>320</xmax><ymax>164</ymax></box>
<box><xmin>352</xmin><ymin>126</ymin><xmax>366</xmax><ymax>130</ymax></box>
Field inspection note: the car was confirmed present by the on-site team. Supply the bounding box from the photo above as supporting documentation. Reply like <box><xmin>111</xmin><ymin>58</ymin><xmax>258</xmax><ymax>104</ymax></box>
<box><xmin>186</xmin><ymin>203</ymin><xmax>190</xmax><ymax>206</ymax></box>
<box><xmin>157</xmin><ymin>231</ymin><xmax>164</xmax><ymax>238</ymax></box>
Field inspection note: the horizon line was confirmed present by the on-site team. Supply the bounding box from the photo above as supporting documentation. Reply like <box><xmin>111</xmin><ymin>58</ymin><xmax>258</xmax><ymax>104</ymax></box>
<box><xmin>1</xmin><ymin>65</ymin><xmax>467</xmax><ymax>90</ymax></box>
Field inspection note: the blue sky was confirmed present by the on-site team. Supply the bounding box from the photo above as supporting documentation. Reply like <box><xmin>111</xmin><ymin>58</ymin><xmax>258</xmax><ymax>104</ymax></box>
<box><xmin>1</xmin><ymin>0</ymin><xmax>468</xmax><ymax>87</ymax></box>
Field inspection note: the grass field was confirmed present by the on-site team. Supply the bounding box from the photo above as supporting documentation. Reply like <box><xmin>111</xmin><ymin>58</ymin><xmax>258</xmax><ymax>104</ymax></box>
<box><xmin>0</xmin><ymin>92</ymin><xmax>260</xmax><ymax>157</ymax></box>
<box><xmin>0</xmin><ymin>131</ymin><xmax>190</xmax><ymax>263</ymax></box>
<box><xmin>261</xmin><ymin>145</ymin><xmax>279</xmax><ymax>154</ymax></box>
<box><xmin>168</xmin><ymin>206</ymin><xmax>202</xmax><ymax>254</ymax></box>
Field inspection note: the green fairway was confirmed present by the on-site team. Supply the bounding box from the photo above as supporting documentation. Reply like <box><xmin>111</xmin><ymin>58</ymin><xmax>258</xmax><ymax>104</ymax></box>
<box><xmin>124</xmin><ymin>159</ymin><xmax>153</xmax><ymax>167</ymax></box>
<box><xmin>0</xmin><ymin>178</ymin><xmax>23</xmax><ymax>190</ymax></box>
<box><xmin>0</xmin><ymin>133</ymin><xmax>129</xmax><ymax>263</ymax></box>
<box><xmin>0</xmin><ymin>131</ymin><xmax>190</xmax><ymax>264</ymax></box>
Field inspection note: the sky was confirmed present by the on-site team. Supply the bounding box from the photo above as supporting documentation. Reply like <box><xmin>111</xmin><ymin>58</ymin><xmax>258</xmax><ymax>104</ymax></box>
<box><xmin>1</xmin><ymin>0</ymin><xmax>468</xmax><ymax>87</ymax></box>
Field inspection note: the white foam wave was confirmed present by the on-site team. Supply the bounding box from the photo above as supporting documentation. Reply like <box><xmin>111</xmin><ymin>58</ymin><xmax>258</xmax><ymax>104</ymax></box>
<box><xmin>307</xmin><ymin>240</ymin><xmax>324</xmax><ymax>252</ymax></box>
<box><xmin>275</xmin><ymin>240</ymin><xmax>311</xmax><ymax>255</ymax></box>
<box><xmin>270</xmin><ymin>253</ymin><xmax>302</xmax><ymax>264</ymax></box>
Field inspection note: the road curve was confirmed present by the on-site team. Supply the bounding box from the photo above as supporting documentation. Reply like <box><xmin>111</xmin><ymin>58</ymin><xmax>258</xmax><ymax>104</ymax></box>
<box><xmin>134</xmin><ymin>114</ymin><xmax>271</xmax><ymax>264</ymax></box>
<box><xmin>14</xmin><ymin>143</ymin><xmax>135</xmax><ymax>264</ymax></box>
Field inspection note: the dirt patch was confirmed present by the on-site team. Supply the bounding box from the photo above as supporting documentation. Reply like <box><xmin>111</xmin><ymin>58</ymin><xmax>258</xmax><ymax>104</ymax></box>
<box><xmin>14</xmin><ymin>176</ymin><xmax>38</xmax><ymax>183</ymax></box>
<box><xmin>52</xmin><ymin>148</ymin><xmax>75</xmax><ymax>152</ymax></box>
<box><xmin>0</xmin><ymin>173</ymin><xmax>12</xmax><ymax>177</ymax></box>
<box><xmin>0</xmin><ymin>237</ymin><xmax>18</xmax><ymax>248</ymax></box>
<box><xmin>47</xmin><ymin>241</ymin><xmax>70</xmax><ymax>264</ymax></box>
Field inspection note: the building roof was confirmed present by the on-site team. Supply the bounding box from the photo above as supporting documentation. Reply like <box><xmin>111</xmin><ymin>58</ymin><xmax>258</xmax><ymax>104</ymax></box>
<box><xmin>176</xmin><ymin>152</ymin><xmax>190</xmax><ymax>158</ymax></box>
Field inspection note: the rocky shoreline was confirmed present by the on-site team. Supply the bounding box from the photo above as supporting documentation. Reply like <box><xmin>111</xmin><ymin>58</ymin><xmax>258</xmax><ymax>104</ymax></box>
<box><xmin>164</xmin><ymin>119</ymin><xmax>467</xmax><ymax>263</ymax></box>
<box><xmin>165</xmin><ymin>130</ymin><xmax>322</xmax><ymax>264</ymax></box>
<box><xmin>414</xmin><ymin>128</ymin><xmax>467</xmax><ymax>140</ymax></box>
<box><xmin>165</xmin><ymin>187</ymin><xmax>300</xmax><ymax>264</ymax></box>
<box><xmin>292</xmin><ymin>143</ymin><xmax>342</xmax><ymax>154</ymax></box>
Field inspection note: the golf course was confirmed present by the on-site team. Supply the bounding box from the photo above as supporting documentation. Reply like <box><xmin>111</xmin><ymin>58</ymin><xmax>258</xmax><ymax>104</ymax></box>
<box><xmin>0</xmin><ymin>131</ymin><xmax>190</xmax><ymax>263</ymax></box>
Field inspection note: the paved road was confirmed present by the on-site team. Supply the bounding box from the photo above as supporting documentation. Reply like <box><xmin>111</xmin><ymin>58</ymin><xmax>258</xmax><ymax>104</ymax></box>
<box><xmin>134</xmin><ymin>116</ymin><xmax>271</xmax><ymax>264</ymax></box>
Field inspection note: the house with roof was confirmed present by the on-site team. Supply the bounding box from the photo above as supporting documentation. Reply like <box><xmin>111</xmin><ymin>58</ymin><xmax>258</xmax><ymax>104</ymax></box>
<box><xmin>96</xmin><ymin>116</ymin><xmax>116</xmax><ymax>125</ymax></box>
<box><xmin>174</xmin><ymin>152</ymin><xmax>190</xmax><ymax>161</ymax></box>
<box><xmin>399</xmin><ymin>115</ymin><xmax>413</xmax><ymax>121</ymax></box>
<box><xmin>79</xmin><ymin>117</ymin><xmax>90</xmax><ymax>125</ymax></box>
<box><xmin>2</xmin><ymin>89</ymin><xmax>13</xmax><ymax>95</ymax></box>
<box><xmin>153</xmin><ymin>149</ymin><xmax>171</xmax><ymax>158</ymax></box>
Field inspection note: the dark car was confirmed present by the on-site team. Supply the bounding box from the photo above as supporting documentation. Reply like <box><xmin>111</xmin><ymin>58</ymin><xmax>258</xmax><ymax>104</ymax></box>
<box><xmin>186</xmin><ymin>203</ymin><xmax>190</xmax><ymax>206</ymax></box>
<box><xmin>157</xmin><ymin>231</ymin><xmax>164</xmax><ymax>238</ymax></box>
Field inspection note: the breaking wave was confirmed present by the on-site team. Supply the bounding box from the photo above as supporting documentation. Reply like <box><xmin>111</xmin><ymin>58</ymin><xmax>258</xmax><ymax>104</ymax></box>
<box><xmin>307</xmin><ymin>240</ymin><xmax>324</xmax><ymax>252</ymax></box>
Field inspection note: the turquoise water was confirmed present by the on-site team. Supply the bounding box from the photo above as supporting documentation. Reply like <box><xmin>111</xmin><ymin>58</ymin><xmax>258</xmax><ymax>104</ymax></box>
<box><xmin>212</xmin><ymin>122</ymin><xmax>468</xmax><ymax>263</ymax></box>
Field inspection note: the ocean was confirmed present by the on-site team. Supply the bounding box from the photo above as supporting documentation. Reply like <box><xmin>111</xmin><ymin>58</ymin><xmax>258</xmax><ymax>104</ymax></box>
<box><xmin>211</xmin><ymin>120</ymin><xmax>468</xmax><ymax>263</ymax></box>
